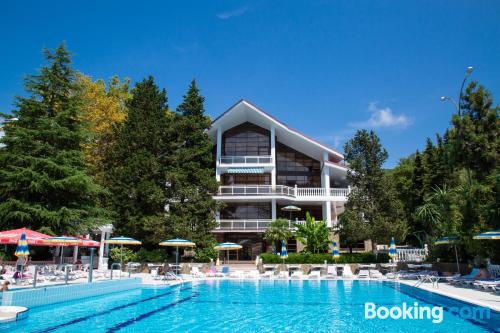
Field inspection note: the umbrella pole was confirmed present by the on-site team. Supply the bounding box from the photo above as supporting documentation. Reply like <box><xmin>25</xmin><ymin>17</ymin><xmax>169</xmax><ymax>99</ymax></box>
<box><xmin>226</xmin><ymin>250</ymin><xmax>229</xmax><ymax>264</ymax></box>
<box><xmin>60</xmin><ymin>246</ymin><xmax>64</xmax><ymax>265</ymax></box>
<box><xmin>454</xmin><ymin>245</ymin><xmax>460</xmax><ymax>273</ymax></box>
<box><xmin>176</xmin><ymin>246</ymin><xmax>179</xmax><ymax>274</ymax></box>
<box><xmin>120</xmin><ymin>244</ymin><xmax>123</xmax><ymax>270</ymax></box>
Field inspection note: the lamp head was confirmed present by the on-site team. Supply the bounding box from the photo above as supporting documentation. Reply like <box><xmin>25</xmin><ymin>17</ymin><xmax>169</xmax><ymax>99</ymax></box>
<box><xmin>440</xmin><ymin>96</ymin><xmax>447</xmax><ymax>101</ymax></box>
<box><xmin>466</xmin><ymin>66</ymin><xmax>474</xmax><ymax>75</ymax></box>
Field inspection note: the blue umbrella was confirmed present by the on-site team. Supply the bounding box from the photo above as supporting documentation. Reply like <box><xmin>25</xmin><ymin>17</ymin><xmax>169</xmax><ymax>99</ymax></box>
<box><xmin>15</xmin><ymin>232</ymin><xmax>29</xmax><ymax>258</ymax></box>
<box><xmin>280</xmin><ymin>240</ymin><xmax>288</xmax><ymax>262</ymax></box>
<box><xmin>473</xmin><ymin>230</ymin><xmax>500</xmax><ymax>240</ymax></box>
<box><xmin>389</xmin><ymin>237</ymin><xmax>397</xmax><ymax>259</ymax></box>
<box><xmin>332</xmin><ymin>241</ymin><xmax>340</xmax><ymax>259</ymax></box>
<box><xmin>159</xmin><ymin>239</ymin><xmax>196</xmax><ymax>272</ymax></box>
<box><xmin>435</xmin><ymin>236</ymin><xmax>460</xmax><ymax>273</ymax></box>
<box><xmin>43</xmin><ymin>236</ymin><xmax>79</xmax><ymax>265</ymax></box>
<box><xmin>214</xmin><ymin>242</ymin><xmax>242</xmax><ymax>264</ymax></box>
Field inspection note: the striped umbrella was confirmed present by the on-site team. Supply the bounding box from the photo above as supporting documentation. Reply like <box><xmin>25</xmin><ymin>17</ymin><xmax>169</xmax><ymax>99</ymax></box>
<box><xmin>214</xmin><ymin>242</ymin><xmax>242</xmax><ymax>264</ymax></box>
<box><xmin>281</xmin><ymin>205</ymin><xmax>301</xmax><ymax>221</ymax></box>
<box><xmin>388</xmin><ymin>237</ymin><xmax>397</xmax><ymax>259</ymax></box>
<box><xmin>159</xmin><ymin>239</ymin><xmax>196</xmax><ymax>271</ymax></box>
<box><xmin>332</xmin><ymin>241</ymin><xmax>340</xmax><ymax>259</ymax></box>
<box><xmin>473</xmin><ymin>230</ymin><xmax>500</xmax><ymax>240</ymax></box>
<box><xmin>105</xmin><ymin>237</ymin><xmax>142</xmax><ymax>268</ymax></box>
<box><xmin>15</xmin><ymin>232</ymin><xmax>29</xmax><ymax>258</ymax></box>
<box><xmin>43</xmin><ymin>236</ymin><xmax>79</xmax><ymax>265</ymax></box>
<box><xmin>280</xmin><ymin>240</ymin><xmax>288</xmax><ymax>263</ymax></box>
<box><xmin>435</xmin><ymin>236</ymin><xmax>460</xmax><ymax>273</ymax></box>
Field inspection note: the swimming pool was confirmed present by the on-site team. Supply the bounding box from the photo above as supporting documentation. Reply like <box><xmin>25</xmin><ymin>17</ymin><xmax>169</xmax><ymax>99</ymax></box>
<box><xmin>2</xmin><ymin>280</ymin><xmax>499</xmax><ymax>332</ymax></box>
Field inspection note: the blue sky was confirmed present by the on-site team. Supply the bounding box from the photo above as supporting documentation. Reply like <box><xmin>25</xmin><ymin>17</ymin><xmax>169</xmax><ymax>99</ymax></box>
<box><xmin>1</xmin><ymin>0</ymin><xmax>499</xmax><ymax>167</ymax></box>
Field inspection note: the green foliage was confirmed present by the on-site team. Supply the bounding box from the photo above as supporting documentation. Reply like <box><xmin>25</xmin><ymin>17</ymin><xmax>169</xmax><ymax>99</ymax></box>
<box><xmin>340</xmin><ymin>129</ymin><xmax>407</xmax><ymax>247</ymax></box>
<box><xmin>263</xmin><ymin>219</ymin><xmax>293</xmax><ymax>251</ymax></box>
<box><xmin>104</xmin><ymin>77</ymin><xmax>173</xmax><ymax>247</ymax></box>
<box><xmin>194</xmin><ymin>245</ymin><xmax>218</xmax><ymax>263</ymax></box>
<box><xmin>165</xmin><ymin>80</ymin><xmax>219</xmax><ymax>248</ymax></box>
<box><xmin>260</xmin><ymin>252</ymin><xmax>389</xmax><ymax>264</ymax></box>
<box><xmin>133</xmin><ymin>248</ymin><xmax>168</xmax><ymax>263</ymax></box>
<box><xmin>109</xmin><ymin>247</ymin><xmax>135</xmax><ymax>264</ymax></box>
<box><xmin>0</xmin><ymin>44</ymin><xmax>112</xmax><ymax>235</ymax></box>
<box><xmin>294</xmin><ymin>212</ymin><xmax>330</xmax><ymax>253</ymax></box>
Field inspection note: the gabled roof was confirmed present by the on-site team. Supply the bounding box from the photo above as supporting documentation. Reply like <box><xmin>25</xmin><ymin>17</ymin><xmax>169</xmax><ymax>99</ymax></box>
<box><xmin>208</xmin><ymin>99</ymin><xmax>344</xmax><ymax>162</ymax></box>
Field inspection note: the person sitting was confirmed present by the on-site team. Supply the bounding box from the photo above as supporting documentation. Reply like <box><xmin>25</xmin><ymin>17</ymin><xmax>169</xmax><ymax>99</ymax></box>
<box><xmin>473</xmin><ymin>264</ymin><xmax>492</xmax><ymax>280</ymax></box>
<box><xmin>2</xmin><ymin>281</ymin><xmax>10</xmax><ymax>292</ymax></box>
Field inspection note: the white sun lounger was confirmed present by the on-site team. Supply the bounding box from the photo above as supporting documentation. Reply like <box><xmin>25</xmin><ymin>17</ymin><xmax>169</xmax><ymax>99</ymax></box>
<box><xmin>369</xmin><ymin>270</ymin><xmax>383</xmax><ymax>279</ymax></box>
<box><xmin>358</xmin><ymin>269</ymin><xmax>369</xmax><ymax>279</ymax></box>
<box><xmin>291</xmin><ymin>270</ymin><xmax>304</xmax><ymax>279</ymax></box>
<box><xmin>308</xmin><ymin>269</ymin><xmax>321</xmax><ymax>279</ymax></box>
<box><xmin>342</xmin><ymin>265</ymin><xmax>354</xmax><ymax>278</ymax></box>
<box><xmin>326</xmin><ymin>265</ymin><xmax>337</xmax><ymax>279</ymax></box>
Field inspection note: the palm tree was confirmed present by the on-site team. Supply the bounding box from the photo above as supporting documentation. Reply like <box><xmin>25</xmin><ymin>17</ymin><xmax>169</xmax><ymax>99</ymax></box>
<box><xmin>295</xmin><ymin>212</ymin><xmax>330</xmax><ymax>253</ymax></box>
<box><xmin>264</xmin><ymin>219</ymin><xmax>292</xmax><ymax>253</ymax></box>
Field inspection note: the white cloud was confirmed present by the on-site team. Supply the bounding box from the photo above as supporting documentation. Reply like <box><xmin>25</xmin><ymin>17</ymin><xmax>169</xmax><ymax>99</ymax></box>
<box><xmin>217</xmin><ymin>6</ymin><xmax>248</xmax><ymax>19</ymax></box>
<box><xmin>352</xmin><ymin>102</ymin><xmax>412</xmax><ymax>129</ymax></box>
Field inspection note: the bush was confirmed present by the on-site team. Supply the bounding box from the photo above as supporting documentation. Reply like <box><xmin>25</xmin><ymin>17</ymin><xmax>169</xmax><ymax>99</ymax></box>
<box><xmin>109</xmin><ymin>247</ymin><xmax>135</xmax><ymax>264</ymax></box>
<box><xmin>194</xmin><ymin>246</ymin><xmax>219</xmax><ymax>263</ymax></box>
<box><xmin>260</xmin><ymin>252</ymin><xmax>389</xmax><ymax>264</ymax></box>
<box><xmin>133</xmin><ymin>248</ymin><xmax>168</xmax><ymax>263</ymax></box>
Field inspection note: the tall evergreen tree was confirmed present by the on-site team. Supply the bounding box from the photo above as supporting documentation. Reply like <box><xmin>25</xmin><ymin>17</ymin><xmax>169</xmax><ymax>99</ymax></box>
<box><xmin>339</xmin><ymin>129</ymin><xmax>407</xmax><ymax>249</ymax></box>
<box><xmin>0</xmin><ymin>44</ymin><xmax>111</xmax><ymax>235</ymax></box>
<box><xmin>166</xmin><ymin>80</ymin><xmax>219</xmax><ymax>249</ymax></box>
<box><xmin>104</xmin><ymin>77</ymin><xmax>173</xmax><ymax>246</ymax></box>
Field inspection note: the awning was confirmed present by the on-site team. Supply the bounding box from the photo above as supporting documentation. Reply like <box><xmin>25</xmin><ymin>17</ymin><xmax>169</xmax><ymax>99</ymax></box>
<box><xmin>226</xmin><ymin>167</ymin><xmax>264</xmax><ymax>174</ymax></box>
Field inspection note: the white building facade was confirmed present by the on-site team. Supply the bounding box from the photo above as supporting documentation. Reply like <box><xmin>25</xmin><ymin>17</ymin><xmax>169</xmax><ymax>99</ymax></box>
<box><xmin>207</xmin><ymin>100</ymin><xmax>350</xmax><ymax>260</ymax></box>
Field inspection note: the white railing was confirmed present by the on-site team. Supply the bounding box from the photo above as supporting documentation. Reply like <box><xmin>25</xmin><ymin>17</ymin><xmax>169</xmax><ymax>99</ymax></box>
<box><xmin>217</xmin><ymin>185</ymin><xmax>350</xmax><ymax>198</ymax></box>
<box><xmin>219</xmin><ymin>156</ymin><xmax>273</xmax><ymax>164</ymax></box>
<box><xmin>215</xmin><ymin>219</ymin><xmax>306</xmax><ymax>231</ymax></box>
<box><xmin>218</xmin><ymin>185</ymin><xmax>295</xmax><ymax>196</ymax></box>
<box><xmin>396</xmin><ymin>248</ymin><xmax>428</xmax><ymax>262</ymax></box>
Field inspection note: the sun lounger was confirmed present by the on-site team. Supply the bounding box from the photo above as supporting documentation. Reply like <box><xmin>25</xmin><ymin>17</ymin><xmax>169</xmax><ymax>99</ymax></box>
<box><xmin>357</xmin><ymin>269</ymin><xmax>369</xmax><ymax>279</ymax></box>
<box><xmin>308</xmin><ymin>268</ymin><xmax>321</xmax><ymax>279</ymax></box>
<box><xmin>369</xmin><ymin>270</ymin><xmax>383</xmax><ymax>279</ymax></box>
<box><xmin>449</xmin><ymin>269</ymin><xmax>479</xmax><ymax>285</ymax></box>
<box><xmin>190</xmin><ymin>266</ymin><xmax>206</xmax><ymax>278</ymax></box>
<box><xmin>261</xmin><ymin>266</ymin><xmax>276</xmax><ymax>279</ymax></box>
<box><xmin>245</xmin><ymin>270</ymin><xmax>260</xmax><ymax>279</ymax></box>
<box><xmin>342</xmin><ymin>265</ymin><xmax>354</xmax><ymax>278</ymax></box>
<box><xmin>472</xmin><ymin>280</ymin><xmax>500</xmax><ymax>291</ymax></box>
<box><xmin>326</xmin><ymin>265</ymin><xmax>337</xmax><ymax>279</ymax></box>
<box><xmin>229</xmin><ymin>270</ymin><xmax>245</xmax><ymax>279</ymax></box>
<box><xmin>291</xmin><ymin>270</ymin><xmax>304</xmax><ymax>279</ymax></box>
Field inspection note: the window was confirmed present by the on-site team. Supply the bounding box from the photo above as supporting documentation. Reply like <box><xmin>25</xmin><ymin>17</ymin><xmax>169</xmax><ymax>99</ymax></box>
<box><xmin>222</xmin><ymin>122</ymin><xmax>270</xmax><ymax>156</ymax></box>
<box><xmin>220</xmin><ymin>203</ymin><xmax>271</xmax><ymax>219</ymax></box>
<box><xmin>222</xmin><ymin>173</ymin><xmax>271</xmax><ymax>185</ymax></box>
<box><xmin>276</xmin><ymin>142</ymin><xmax>321</xmax><ymax>187</ymax></box>
<box><xmin>277</xmin><ymin>204</ymin><xmax>323</xmax><ymax>221</ymax></box>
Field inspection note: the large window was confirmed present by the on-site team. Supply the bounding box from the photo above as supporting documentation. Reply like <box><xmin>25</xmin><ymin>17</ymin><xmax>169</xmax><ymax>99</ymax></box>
<box><xmin>220</xmin><ymin>202</ymin><xmax>271</xmax><ymax>220</ymax></box>
<box><xmin>222</xmin><ymin>122</ymin><xmax>270</xmax><ymax>156</ymax></box>
<box><xmin>277</xmin><ymin>204</ymin><xmax>323</xmax><ymax>221</ymax></box>
<box><xmin>222</xmin><ymin>173</ymin><xmax>271</xmax><ymax>185</ymax></box>
<box><xmin>276</xmin><ymin>142</ymin><xmax>321</xmax><ymax>187</ymax></box>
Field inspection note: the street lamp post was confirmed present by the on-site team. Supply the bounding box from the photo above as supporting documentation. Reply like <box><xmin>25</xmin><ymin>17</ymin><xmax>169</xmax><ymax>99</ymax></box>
<box><xmin>441</xmin><ymin>66</ymin><xmax>474</xmax><ymax>116</ymax></box>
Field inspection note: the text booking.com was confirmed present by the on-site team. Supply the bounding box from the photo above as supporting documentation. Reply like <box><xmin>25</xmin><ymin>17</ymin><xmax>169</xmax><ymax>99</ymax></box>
<box><xmin>364</xmin><ymin>302</ymin><xmax>491</xmax><ymax>324</ymax></box>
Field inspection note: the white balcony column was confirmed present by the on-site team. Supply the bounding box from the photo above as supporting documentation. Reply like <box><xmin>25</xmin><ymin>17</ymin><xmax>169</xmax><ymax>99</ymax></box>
<box><xmin>270</xmin><ymin>126</ymin><xmax>276</xmax><ymax>187</ymax></box>
<box><xmin>323</xmin><ymin>201</ymin><xmax>332</xmax><ymax>227</ymax></box>
<box><xmin>321</xmin><ymin>152</ymin><xmax>330</xmax><ymax>193</ymax></box>
<box><xmin>215</xmin><ymin>127</ymin><xmax>222</xmax><ymax>182</ymax></box>
<box><xmin>271</xmin><ymin>199</ymin><xmax>277</xmax><ymax>220</ymax></box>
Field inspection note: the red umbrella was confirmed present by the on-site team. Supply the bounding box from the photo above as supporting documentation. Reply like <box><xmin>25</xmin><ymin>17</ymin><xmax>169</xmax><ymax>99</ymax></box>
<box><xmin>0</xmin><ymin>228</ymin><xmax>51</xmax><ymax>246</ymax></box>
<box><xmin>77</xmin><ymin>238</ymin><xmax>100</xmax><ymax>247</ymax></box>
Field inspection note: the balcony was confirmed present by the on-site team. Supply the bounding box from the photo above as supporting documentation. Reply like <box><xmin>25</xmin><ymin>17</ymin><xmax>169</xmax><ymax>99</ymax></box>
<box><xmin>219</xmin><ymin>155</ymin><xmax>273</xmax><ymax>165</ymax></box>
<box><xmin>213</xmin><ymin>219</ymin><xmax>306</xmax><ymax>232</ymax></box>
<box><xmin>215</xmin><ymin>185</ymin><xmax>350</xmax><ymax>201</ymax></box>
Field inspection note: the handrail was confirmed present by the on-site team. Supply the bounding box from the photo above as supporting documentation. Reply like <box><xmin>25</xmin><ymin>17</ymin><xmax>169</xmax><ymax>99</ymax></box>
<box><xmin>216</xmin><ymin>219</ymin><xmax>306</xmax><ymax>230</ymax></box>
<box><xmin>220</xmin><ymin>155</ymin><xmax>273</xmax><ymax>164</ymax></box>
<box><xmin>217</xmin><ymin>185</ymin><xmax>350</xmax><ymax>198</ymax></box>
<box><xmin>110</xmin><ymin>263</ymin><xmax>122</xmax><ymax>280</ymax></box>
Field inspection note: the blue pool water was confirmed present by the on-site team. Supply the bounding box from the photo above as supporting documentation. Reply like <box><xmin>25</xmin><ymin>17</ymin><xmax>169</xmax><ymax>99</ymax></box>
<box><xmin>2</xmin><ymin>280</ymin><xmax>499</xmax><ymax>332</ymax></box>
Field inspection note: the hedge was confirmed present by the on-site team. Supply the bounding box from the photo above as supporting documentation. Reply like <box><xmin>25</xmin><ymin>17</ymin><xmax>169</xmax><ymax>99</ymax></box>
<box><xmin>260</xmin><ymin>252</ymin><xmax>390</xmax><ymax>264</ymax></box>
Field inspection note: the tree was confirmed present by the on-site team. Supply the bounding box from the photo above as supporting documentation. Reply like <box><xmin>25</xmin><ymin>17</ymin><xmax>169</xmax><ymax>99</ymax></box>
<box><xmin>77</xmin><ymin>74</ymin><xmax>131</xmax><ymax>182</ymax></box>
<box><xmin>104</xmin><ymin>77</ymin><xmax>173</xmax><ymax>246</ymax></box>
<box><xmin>339</xmin><ymin>129</ymin><xmax>407</xmax><ymax>247</ymax></box>
<box><xmin>0</xmin><ymin>44</ymin><xmax>111</xmax><ymax>235</ymax></box>
<box><xmin>264</xmin><ymin>219</ymin><xmax>293</xmax><ymax>252</ymax></box>
<box><xmin>166</xmin><ymin>80</ymin><xmax>219</xmax><ymax>250</ymax></box>
<box><xmin>295</xmin><ymin>212</ymin><xmax>330</xmax><ymax>253</ymax></box>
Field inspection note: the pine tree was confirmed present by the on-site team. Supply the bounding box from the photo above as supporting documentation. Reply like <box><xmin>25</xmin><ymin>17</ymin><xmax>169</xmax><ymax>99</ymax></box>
<box><xmin>166</xmin><ymin>80</ymin><xmax>219</xmax><ymax>249</ymax></box>
<box><xmin>339</xmin><ymin>129</ymin><xmax>407</xmax><ymax>248</ymax></box>
<box><xmin>0</xmin><ymin>44</ymin><xmax>111</xmax><ymax>235</ymax></box>
<box><xmin>104</xmin><ymin>77</ymin><xmax>173</xmax><ymax>246</ymax></box>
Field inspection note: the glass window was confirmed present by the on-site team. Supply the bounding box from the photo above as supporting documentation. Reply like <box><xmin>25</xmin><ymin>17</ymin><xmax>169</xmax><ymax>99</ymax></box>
<box><xmin>222</xmin><ymin>173</ymin><xmax>271</xmax><ymax>185</ymax></box>
<box><xmin>221</xmin><ymin>202</ymin><xmax>272</xmax><ymax>219</ymax></box>
<box><xmin>222</xmin><ymin>122</ymin><xmax>270</xmax><ymax>156</ymax></box>
<box><xmin>276</xmin><ymin>142</ymin><xmax>321</xmax><ymax>187</ymax></box>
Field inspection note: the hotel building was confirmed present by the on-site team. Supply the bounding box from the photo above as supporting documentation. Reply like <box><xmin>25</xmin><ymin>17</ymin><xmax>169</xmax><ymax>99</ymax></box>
<box><xmin>207</xmin><ymin>100</ymin><xmax>351</xmax><ymax>260</ymax></box>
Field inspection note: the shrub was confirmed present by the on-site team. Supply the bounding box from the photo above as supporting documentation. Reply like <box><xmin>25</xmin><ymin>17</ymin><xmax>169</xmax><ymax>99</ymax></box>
<box><xmin>260</xmin><ymin>252</ymin><xmax>389</xmax><ymax>264</ymax></box>
<box><xmin>109</xmin><ymin>247</ymin><xmax>135</xmax><ymax>264</ymax></box>
<box><xmin>194</xmin><ymin>246</ymin><xmax>219</xmax><ymax>263</ymax></box>
<box><xmin>133</xmin><ymin>248</ymin><xmax>167</xmax><ymax>263</ymax></box>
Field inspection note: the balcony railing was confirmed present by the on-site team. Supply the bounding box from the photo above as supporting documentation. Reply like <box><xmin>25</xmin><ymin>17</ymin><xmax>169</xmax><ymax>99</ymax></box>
<box><xmin>215</xmin><ymin>219</ymin><xmax>306</xmax><ymax>231</ymax></box>
<box><xmin>219</xmin><ymin>155</ymin><xmax>273</xmax><ymax>164</ymax></box>
<box><xmin>216</xmin><ymin>185</ymin><xmax>350</xmax><ymax>198</ymax></box>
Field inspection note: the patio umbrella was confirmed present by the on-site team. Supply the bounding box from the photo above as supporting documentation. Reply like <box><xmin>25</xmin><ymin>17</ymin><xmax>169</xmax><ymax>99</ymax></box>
<box><xmin>15</xmin><ymin>232</ymin><xmax>29</xmax><ymax>275</ymax></box>
<box><xmin>281</xmin><ymin>205</ymin><xmax>301</xmax><ymax>221</ymax></box>
<box><xmin>388</xmin><ymin>237</ymin><xmax>397</xmax><ymax>260</ymax></box>
<box><xmin>43</xmin><ymin>236</ymin><xmax>79</xmax><ymax>265</ymax></box>
<box><xmin>473</xmin><ymin>230</ymin><xmax>500</xmax><ymax>240</ymax></box>
<box><xmin>159</xmin><ymin>239</ymin><xmax>196</xmax><ymax>273</ymax></box>
<box><xmin>280</xmin><ymin>240</ymin><xmax>288</xmax><ymax>263</ymax></box>
<box><xmin>0</xmin><ymin>227</ymin><xmax>51</xmax><ymax>246</ymax></box>
<box><xmin>332</xmin><ymin>241</ymin><xmax>340</xmax><ymax>260</ymax></box>
<box><xmin>214</xmin><ymin>242</ymin><xmax>242</xmax><ymax>264</ymax></box>
<box><xmin>434</xmin><ymin>236</ymin><xmax>460</xmax><ymax>273</ymax></box>
<box><xmin>104</xmin><ymin>236</ymin><xmax>142</xmax><ymax>268</ymax></box>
